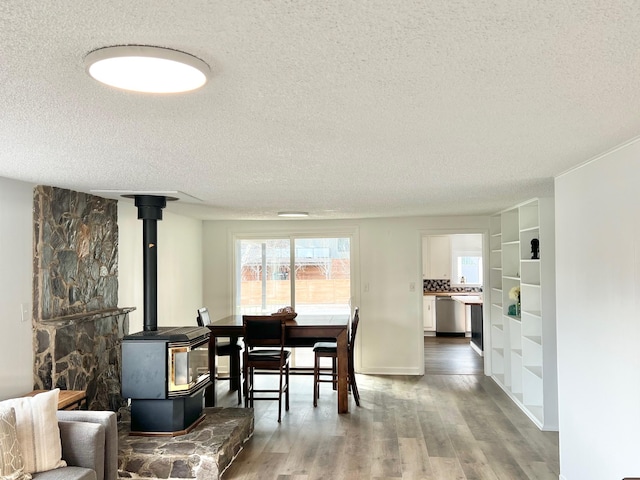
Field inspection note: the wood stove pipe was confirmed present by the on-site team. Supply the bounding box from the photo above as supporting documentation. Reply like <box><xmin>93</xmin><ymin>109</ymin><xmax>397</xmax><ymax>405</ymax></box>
<box><xmin>133</xmin><ymin>195</ymin><xmax>167</xmax><ymax>332</ymax></box>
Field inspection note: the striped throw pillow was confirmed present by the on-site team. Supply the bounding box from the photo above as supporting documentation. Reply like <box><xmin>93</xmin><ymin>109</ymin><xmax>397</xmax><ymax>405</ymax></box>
<box><xmin>0</xmin><ymin>389</ymin><xmax>66</xmax><ymax>474</ymax></box>
<box><xmin>0</xmin><ymin>405</ymin><xmax>31</xmax><ymax>480</ymax></box>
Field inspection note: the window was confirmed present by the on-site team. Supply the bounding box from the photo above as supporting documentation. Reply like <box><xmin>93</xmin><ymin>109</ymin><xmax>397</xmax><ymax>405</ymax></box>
<box><xmin>235</xmin><ymin>236</ymin><xmax>351</xmax><ymax>314</ymax></box>
<box><xmin>235</xmin><ymin>236</ymin><xmax>352</xmax><ymax>367</ymax></box>
<box><xmin>454</xmin><ymin>254</ymin><xmax>482</xmax><ymax>284</ymax></box>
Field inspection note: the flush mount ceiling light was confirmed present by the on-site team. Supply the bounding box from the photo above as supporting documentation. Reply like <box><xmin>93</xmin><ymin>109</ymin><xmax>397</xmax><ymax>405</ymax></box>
<box><xmin>84</xmin><ymin>45</ymin><xmax>210</xmax><ymax>93</ymax></box>
<box><xmin>277</xmin><ymin>211</ymin><xmax>309</xmax><ymax>218</ymax></box>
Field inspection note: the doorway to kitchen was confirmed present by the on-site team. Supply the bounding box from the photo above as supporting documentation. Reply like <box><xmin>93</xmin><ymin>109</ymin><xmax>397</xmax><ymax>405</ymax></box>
<box><xmin>421</xmin><ymin>231</ymin><xmax>487</xmax><ymax>373</ymax></box>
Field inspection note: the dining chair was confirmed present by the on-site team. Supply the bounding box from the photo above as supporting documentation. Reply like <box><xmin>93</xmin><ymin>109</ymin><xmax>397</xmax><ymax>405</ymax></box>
<box><xmin>312</xmin><ymin>307</ymin><xmax>360</xmax><ymax>407</ymax></box>
<box><xmin>242</xmin><ymin>315</ymin><xmax>291</xmax><ymax>422</ymax></box>
<box><xmin>197</xmin><ymin>307</ymin><xmax>242</xmax><ymax>404</ymax></box>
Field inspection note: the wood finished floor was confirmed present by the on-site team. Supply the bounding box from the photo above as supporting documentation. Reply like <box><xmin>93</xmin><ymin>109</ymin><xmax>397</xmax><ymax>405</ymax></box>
<box><xmin>217</xmin><ymin>337</ymin><xmax>559</xmax><ymax>479</ymax></box>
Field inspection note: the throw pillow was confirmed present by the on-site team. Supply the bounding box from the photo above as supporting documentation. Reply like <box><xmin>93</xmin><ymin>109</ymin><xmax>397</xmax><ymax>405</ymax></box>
<box><xmin>0</xmin><ymin>405</ymin><xmax>31</xmax><ymax>480</ymax></box>
<box><xmin>0</xmin><ymin>389</ymin><xmax>66</xmax><ymax>474</ymax></box>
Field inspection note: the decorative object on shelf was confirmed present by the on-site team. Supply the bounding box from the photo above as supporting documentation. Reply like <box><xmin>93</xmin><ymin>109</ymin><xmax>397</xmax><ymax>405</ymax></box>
<box><xmin>509</xmin><ymin>285</ymin><xmax>521</xmax><ymax>316</ymax></box>
<box><xmin>531</xmin><ymin>238</ymin><xmax>540</xmax><ymax>259</ymax></box>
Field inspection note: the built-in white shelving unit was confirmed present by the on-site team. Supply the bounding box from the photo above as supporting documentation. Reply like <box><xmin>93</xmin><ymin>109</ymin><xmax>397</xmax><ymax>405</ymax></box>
<box><xmin>489</xmin><ymin>214</ymin><xmax>504</xmax><ymax>384</ymax></box>
<box><xmin>489</xmin><ymin>198</ymin><xmax>557</xmax><ymax>431</ymax></box>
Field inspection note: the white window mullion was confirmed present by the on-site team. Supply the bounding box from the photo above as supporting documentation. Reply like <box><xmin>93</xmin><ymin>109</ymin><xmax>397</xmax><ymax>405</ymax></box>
<box><xmin>290</xmin><ymin>236</ymin><xmax>296</xmax><ymax>309</ymax></box>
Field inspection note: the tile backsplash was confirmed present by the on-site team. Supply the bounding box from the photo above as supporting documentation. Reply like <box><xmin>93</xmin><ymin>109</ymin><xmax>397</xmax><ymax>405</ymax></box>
<box><xmin>423</xmin><ymin>279</ymin><xmax>483</xmax><ymax>293</ymax></box>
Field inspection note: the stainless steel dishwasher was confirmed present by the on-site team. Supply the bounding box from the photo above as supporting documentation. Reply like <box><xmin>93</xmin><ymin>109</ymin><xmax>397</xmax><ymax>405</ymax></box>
<box><xmin>435</xmin><ymin>296</ymin><xmax>465</xmax><ymax>336</ymax></box>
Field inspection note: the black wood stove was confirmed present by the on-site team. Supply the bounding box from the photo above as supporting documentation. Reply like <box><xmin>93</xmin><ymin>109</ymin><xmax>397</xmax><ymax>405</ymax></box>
<box><xmin>121</xmin><ymin>195</ymin><xmax>211</xmax><ymax>435</ymax></box>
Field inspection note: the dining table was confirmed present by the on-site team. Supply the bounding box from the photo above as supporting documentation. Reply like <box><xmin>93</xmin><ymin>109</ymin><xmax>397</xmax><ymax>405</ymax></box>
<box><xmin>205</xmin><ymin>313</ymin><xmax>351</xmax><ymax>413</ymax></box>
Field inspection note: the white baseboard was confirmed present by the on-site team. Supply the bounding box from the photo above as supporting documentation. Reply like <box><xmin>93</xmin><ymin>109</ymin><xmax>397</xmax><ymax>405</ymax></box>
<box><xmin>469</xmin><ymin>342</ymin><xmax>484</xmax><ymax>357</ymax></box>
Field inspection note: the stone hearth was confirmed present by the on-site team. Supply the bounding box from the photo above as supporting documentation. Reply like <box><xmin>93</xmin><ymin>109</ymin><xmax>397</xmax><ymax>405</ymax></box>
<box><xmin>117</xmin><ymin>407</ymin><xmax>254</xmax><ymax>480</ymax></box>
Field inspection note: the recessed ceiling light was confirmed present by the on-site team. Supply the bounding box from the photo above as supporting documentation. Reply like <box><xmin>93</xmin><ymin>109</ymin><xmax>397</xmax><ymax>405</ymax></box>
<box><xmin>277</xmin><ymin>211</ymin><xmax>309</xmax><ymax>218</ymax></box>
<box><xmin>84</xmin><ymin>45</ymin><xmax>210</xmax><ymax>93</ymax></box>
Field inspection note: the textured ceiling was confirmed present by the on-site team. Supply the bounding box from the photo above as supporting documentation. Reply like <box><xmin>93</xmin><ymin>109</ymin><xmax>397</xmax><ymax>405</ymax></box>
<box><xmin>2</xmin><ymin>1</ymin><xmax>640</xmax><ymax>220</ymax></box>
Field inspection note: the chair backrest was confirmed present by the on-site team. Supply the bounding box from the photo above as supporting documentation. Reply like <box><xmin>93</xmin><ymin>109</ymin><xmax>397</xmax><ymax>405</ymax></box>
<box><xmin>196</xmin><ymin>307</ymin><xmax>211</xmax><ymax>327</ymax></box>
<box><xmin>242</xmin><ymin>315</ymin><xmax>286</xmax><ymax>348</ymax></box>
<box><xmin>350</xmin><ymin>307</ymin><xmax>360</xmax><ymax>348</ymax></box>
<box><xmin>348</xmin><ymin>307</ymin><xmax>360</xmax><ymax>369</ymax></box>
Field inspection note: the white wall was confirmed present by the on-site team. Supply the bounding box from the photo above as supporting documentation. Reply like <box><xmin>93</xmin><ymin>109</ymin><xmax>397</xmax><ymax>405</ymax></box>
<box><xmin>203</xmin><ymin>216</ymin><xmax>489</xmax><ymax>375</ymax></box>
<box><xmin>117</xmin><ymin>202</ymin><xmax>204</xmax><ymax>333</ymax></box>
<box><xmin>555</xmin><ymin>140</ymin><xmax>640</xmax><ymax>479</ymax></box>
<box><xmin>0</xmin><ymin>177</ymin><xmax>35</xmax><ymax>399</ymax></box>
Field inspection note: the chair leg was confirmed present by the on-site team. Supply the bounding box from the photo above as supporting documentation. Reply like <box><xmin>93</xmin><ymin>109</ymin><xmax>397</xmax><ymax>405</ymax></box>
<box><xmin>236</xmin><ymin>373</ymin><xmax>242</xmax><ymax>405</ymax></box>
<box><xmin>277</xmin><ymin>365</ymin><xmax>283</xmax><ymax>423</ymax></box>
<box><xmin>332</xmin><ymin>357</ymin><xmax>337</xmax><ymax>390</ymax></box>
<box><xmin>352</xmin><ymin>379</ymin><xmax>360</xmax><ymax>406</ymax></box>
<box><xmin>285</xmin><ymin>363</ymin><xmax>290</xmax><ymax>412</ymax></box>
<box><xmin>313</xmin><ymin>353</ymin><xmax>320</xmax><ymax>407</ymax></box>
<box><xmin>349</xmin><ymin>365</ymin><xmax>360</xmax><ymax>407</ymax></box>
<box><xmin>245</xmin><ymin>367</ymin><xmax>253</xmax><ymax>408</ymax></box>
<box><xmin>250</xmin><ymin>367</ymin><xmax>256</xmax><ymax>408</ymax></box>
<box><xmin>243</xmin><ymin>365</ymin><xmax>249</xmax><ymax>408</ymax></box>
<box><xmin>231</xmin><ymin>351</ymin><xmax>242</xmax><ymax>405</ymax></box>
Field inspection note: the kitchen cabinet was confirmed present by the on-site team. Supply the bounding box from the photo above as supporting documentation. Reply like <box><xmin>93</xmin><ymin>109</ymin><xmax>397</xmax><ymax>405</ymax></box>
<box><xmin>454</xmin><ymin>300</ymin><xmax>467</xmax><ymax>334</ymax></box>
<box><xmin>489</xmin><ymin>198</ymin><xmax>557</xmax><ymax>431</ymax></box>
<box><xmin>451</xmin><ymin>295</ymin><xmax>482</xmax><ymax>338</ymax></box>
<box><xmin>426</xmin><ymin>235</ymin><xmax>451</xmax><ymax>279</ymax></box>
<box><xmin>423</xmin><ymin>295</ymin><xmax>436</xmax><ymax>333</ymax></box>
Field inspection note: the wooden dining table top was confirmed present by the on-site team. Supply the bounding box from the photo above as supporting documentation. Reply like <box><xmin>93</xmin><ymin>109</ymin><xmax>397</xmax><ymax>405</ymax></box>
<box><xmin>210</xmin><ymin>313</ymin><xmax>349</xmax><ymax>327</ymax></box>
<box><xmin>208</xmin><ymin>313</ymin><xmax>349</xmax><ymax>342</ymax></box>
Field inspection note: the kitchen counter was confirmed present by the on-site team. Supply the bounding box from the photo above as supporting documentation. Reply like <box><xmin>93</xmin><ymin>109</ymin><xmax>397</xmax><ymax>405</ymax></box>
<box><xmin>424</xmin><ymin>291</ymin><xmax>482</xmax><ymax>297</ymax></box>
<box><xmin>450</xmin><ymin>294</ymin><xmax>483</xmax><ymax>305</ymax></box>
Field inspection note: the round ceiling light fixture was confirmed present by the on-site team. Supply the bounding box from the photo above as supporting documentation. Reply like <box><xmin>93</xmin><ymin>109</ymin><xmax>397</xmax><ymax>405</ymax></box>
<box><xmin>277</xmin><ymin>211</ymin><xmax>309</xmax><ymax>218</ymax></box>
<box><xmin>84</xmin><ymin>45</ymin><xmax>210</xmax><ymax>93</ymax></box>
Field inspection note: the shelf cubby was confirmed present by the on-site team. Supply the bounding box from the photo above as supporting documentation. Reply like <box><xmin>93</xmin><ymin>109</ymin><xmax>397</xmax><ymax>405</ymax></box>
<box><xmin>501</xmin><ymin>209</ymin><xmax>519</xmax><ymax>243</ymax></box>
<box><xmin>520</xmin><ymin>261</ymin><xmax>540</xmax><ymax>286</ymax></box>
<box><xmin>490</xmin><ymin>268</ymin><xmax>503</xmax><ymax>290</ymax></box>
<box><xmin>520</xmin><ymin>228</ymin><xmax>540</xmax><ymax>261</ymax></box>
<box><xmin>511</xmin><ymin>351</ymin><xmax>523</xmax><ymax>395</ymax></box>
<box><xmin>519</xmin><ymin>203</ymin><xmax>539</xmax><ymax>231</ymax></box>
<box><xmin>491</xmin><ymin>324</ymin><xmax>504</xmax><ymax>346</ymax></box>
<box><xmin>520</xmin><ymin>283</ymin><xmax>541</xmax><ymax>313</ymax></box>
<box><xmin>492</xmin><ymin>349</ymin><xmax>504</xmax><ymax>377</ymax></box>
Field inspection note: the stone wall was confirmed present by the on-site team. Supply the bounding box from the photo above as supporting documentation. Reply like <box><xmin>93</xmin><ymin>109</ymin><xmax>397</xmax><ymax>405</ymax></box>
<box><xmin>33</xmin><ymin>309</ymin><xmax>132</xmax><ymax>411</ymax></box>
<box><xmin>32</xmin><ymin>186</ymin><xmax>131</xmax><ymax>411</ymax></box>
<box><xmin>33</xmin><ymin>186</ymin><xmax>118</xmax><ymax>320</ymax></box>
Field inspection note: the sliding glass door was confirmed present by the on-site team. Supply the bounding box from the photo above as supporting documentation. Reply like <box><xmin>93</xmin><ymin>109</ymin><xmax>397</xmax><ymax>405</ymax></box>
<box><xmin>236</xmin><ymin>235</ymin><xmax>351</xmax><ymax>367</ymax></box>
<box><xmin>236</xmin><ymin>236</ymin><xmax>351</xmax><ymax>315</ymax></box>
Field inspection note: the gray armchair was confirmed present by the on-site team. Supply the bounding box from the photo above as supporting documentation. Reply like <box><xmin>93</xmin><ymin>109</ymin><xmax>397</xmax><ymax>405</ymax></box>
<box><xmin>31</xmin><ymin>410</ymin><xmax>117</xmax><ymax>480</ymax></box>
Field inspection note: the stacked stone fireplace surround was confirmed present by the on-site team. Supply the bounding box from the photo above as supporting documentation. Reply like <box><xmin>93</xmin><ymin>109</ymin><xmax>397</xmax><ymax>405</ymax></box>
<box><xmin>31</xmin><ymin>186</ymin><xmax>253</xmax><ymax>479</ymax></box>
<box><xmin>32</xmin><ymin>186</ymin><xmax>131</xmax><ymax>411</ymax></box>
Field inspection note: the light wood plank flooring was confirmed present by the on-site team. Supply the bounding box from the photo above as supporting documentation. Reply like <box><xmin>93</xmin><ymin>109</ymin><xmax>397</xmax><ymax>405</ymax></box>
<box><xmin>217</xmin><ymin>338</ymin><xmax>559</xmax><ymax>479</ymax></box>
<box><xmin>424</xmin><ymin>337</ymin><xmax>484</xmax><ymax>375</ymax></box>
